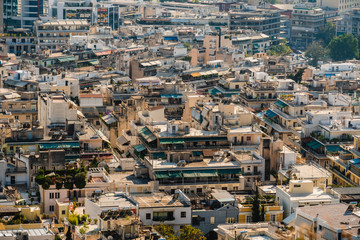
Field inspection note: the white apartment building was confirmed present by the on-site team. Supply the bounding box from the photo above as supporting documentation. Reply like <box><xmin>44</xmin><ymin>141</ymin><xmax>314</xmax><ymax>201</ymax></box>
<box><xmin>133</xmin><ymin>190</ymin><xmax>191</xmax><ymax>232</ymax></box>
<box><xmin>276</xmin><ymin>180</ymin><xmax>340</xmax><ymax>218</ymax></box>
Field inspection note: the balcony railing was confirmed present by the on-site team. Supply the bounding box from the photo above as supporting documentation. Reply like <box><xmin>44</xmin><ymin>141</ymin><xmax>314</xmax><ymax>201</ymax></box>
<box><xmin>6</xmin><ymin>167</ymin><xmax>27</xmax><ymax>173</ymax></box>
<box><xmin>153</xmin><ymin>216</ymin><xmax>175</xmax><ymax>222</ymax></box>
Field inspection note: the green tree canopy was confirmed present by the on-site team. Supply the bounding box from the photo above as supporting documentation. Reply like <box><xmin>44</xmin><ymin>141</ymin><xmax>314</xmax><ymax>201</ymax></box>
<box><xmin>267</xmin><ymin>39</ymin><xmax>292</xmax><ymax>56</ymax></box>
<box><xmin>154</xmin><ymin>224</ymin><xmax>206</xmax><ymax>240</ymax></box>
<box><xmin>328</xmin><ymin>34</ymin><xmax>359</xmax><ymax>61</ymax></box>
<box><xmin>179</xmin><ymin>225</ymin><xmax>206</xmax><ymax>240</ymax></box>
<box><xmin>305</xmin><ymin>41</ymin><xmax>328</xmax><ymax>67</ymax></box>
<box><xmin>74</xmin><ymin>172</ymin><xmax>87</xmax><ymax>189</ymax></box>
<box><xmin>315</xmin><ymin>22</ymin><xmax>336</xmax><ymax>46</ymax></box>
<box><xmin>287</xmin><ymin>68</ymin><xmax>306</xmax><ymax>84</ymax></box>
<box><xmin>252</xmin><ymin>187</ymin><xmax>261</xmax><ymax>223</ymax></box>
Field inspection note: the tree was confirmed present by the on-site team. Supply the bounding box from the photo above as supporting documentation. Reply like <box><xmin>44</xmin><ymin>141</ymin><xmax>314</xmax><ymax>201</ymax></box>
<box><xmin>267</xmin><ymin>39</ymin><xmax>292</xmax><ymax>56</ymax></box>
<box><xmin>66</xmin><ymin>228</ymin><xmax>72</xmax><ymax>240</ymax></box>
<box><xmin>305</xmin><ymin>41</ymin><xmax>328</xmax><ymax>67</ymax></box>
<box><xmin>260</xmin><ymin>204</ymin><xmax>265</xmax><ymax>222</ymax></box>
<box><xmin>90</xmin><ymin>157</ymin><xmax>99</xmax><ymax>168</ymax></box>
<box><xmin>315</xmin><ymin>22</ymin><xmax>336</xmax><ymax>46</ymax></box>
<box><xmin>74</xmin><ymin>172</ymin><xmax>87</xmax><ymax>189</ymax></box>
<box><xmin>179</xmin><ymin>225</ymin><xmax>206</xmax><ymax>240</ymax></box>
<box><xmin>252</xmin><ymin>187</ymin><xmax>261</xmax><ymax>223</ymax></box>
<box><xmin>287</xmin><ymin>68</ymin><xmax>306</xmax><ymax>84</ymax></box>
<box><xmin>328</xmin><ymin>34</ymin><xmax>359</xmax><ymax>61</ymax></box>
<box><xmin>154</xmin><ymin>224</ymin><xmax>177</xmax><ymax>240</ymax></box>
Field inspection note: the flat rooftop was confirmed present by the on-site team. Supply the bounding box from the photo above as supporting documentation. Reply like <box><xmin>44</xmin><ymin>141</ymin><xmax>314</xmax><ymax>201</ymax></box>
<box><xmin>280</xmin><ymin>163</ymin><xmax>331</xmax><ymax>179</ymax></box>
<box><xmin>134</xmin><ymin>194</ymin><xmax>186</xmax><ymax>208</ymax></box>
<box><xmin>91</xmin><ymin>192</ymin><xmax>136</xmax><ymax>209</ymax></box>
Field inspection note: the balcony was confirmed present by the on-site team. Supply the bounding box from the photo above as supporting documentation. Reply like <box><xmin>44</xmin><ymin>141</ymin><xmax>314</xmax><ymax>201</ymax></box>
<box><xmin>153</xmin><ymin>216</ymin><xmax>175</xmax><ymax>222</ymax></box>
<box><xmin>6</xmin><ymin>167</ymin><xmax>27</xmax><ymax>174</ymax></box>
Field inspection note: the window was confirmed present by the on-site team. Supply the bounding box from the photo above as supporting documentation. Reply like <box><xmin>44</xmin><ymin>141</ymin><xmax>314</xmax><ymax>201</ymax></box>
<box><xmin>26</xmin><ymin>115</ymin><xmax>30</xmax><ymax>120</ymax></box>
<box><xmin>21</xmin><ymin>105</ymin><xmax>26</xmax><ymax>109</ymax></box>
<box><xmin>49</xmin><ymin>205</ymin><xmax>54</xmax><ymax>212</ymax></box>
<box><xmin>55</xmin><ymin>192</ymin><xmax>60</xmax><ymax>198</ymax></box>
<box><xmin>62</xmin><ymin>210</ymin><xmax>66</xmax><ymax>215</ymax></box>
<box><xmin>181</xmin><ymin>212</ymin><xmax>186</xmax><ymax>218</ymax></box>
<box><xmin>226</xmin><ymin>217</ymin><xmax>236</xmax><ymax>223</ymax></box>
<box><xmin>210</xmin><ymin>217</ymin><xmax>215</xmax><ymax>224</ymax></box>
<box><xmin>246</xmin><ymin>136</ymin><xmax>251</xmax><ymax>141</ymax></box>
<box><xmin>246</xmin><ymin>216</ymin><xmax>252</xmax><ymax>223</ymax></box>
<box><xmin>49</xmin><ymin>193</ymin><xmax>54</xmax><ymax>199</ymax></box>
<box><xmin>319</xmin><ymin>225</ymin><xmax>323</xmax><ymax>231</ymax></box>
<box><xmin>271</xmin><ymin>214</ymin><xmax>276</xmax><ymax>222</ymax></box>
<box><xmin>146</xmin><ymin>213</ymin><xmax>151</xmax><ymax>219</ymax></box>
<box><xmin>15</xmin><ymin>116</ymin><xmax>19</xmax><ymax>120</ymax></box>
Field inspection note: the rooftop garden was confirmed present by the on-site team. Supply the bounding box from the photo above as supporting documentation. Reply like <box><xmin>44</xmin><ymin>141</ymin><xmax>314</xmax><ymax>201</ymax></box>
<box><xmin>35</xmin><ymin>165</ymin><xmax>87</xmax><ymax>190</ymax></box>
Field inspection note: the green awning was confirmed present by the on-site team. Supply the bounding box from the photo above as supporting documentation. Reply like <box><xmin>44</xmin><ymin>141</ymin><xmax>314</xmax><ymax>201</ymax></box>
<box><xmin>184</xmin><ymin>137</ymin><xmax>228</xmax><ymax>142</ymax></box>
<box><xmin>58</xmin><ymin>56</ymin><xmax>76</xmax><ymax>62</ymax></box>
<box><xmin>265</xmin><ymin>109</ymin><xmax>277</xmax><ymax>119</ymax></box>
<box><xmin>88</xmin><ymin>60</ymin><xmax>99</xmax><ymax>65</ymax></box>
<box><xmin>155</xmin><ymin>171</ymin><xmax>182</xmax><ymax>179</ymax></box>
<box><xmin>134</xmin><ymin>144</ymin><xmax>146</xmax><ymax>152</ymax></box>
<box><xmin>39</xmin><ymin>142</ymin><xmax>80</xmax><ymax>150</ymax></box>
<box><xmin>192</xmin><ymin>151</ymin><xmax>203</xmax><ymax>157</ymax></box>
<box><xmin>155</xmin><ymin>171</ymin><xmax>169</xmax><ymax>179</ymax></box>
<box><xmin>152</xmin><ymin>152</ymin><xmax>166</xmax><ymax>159</ymax></box>
<box><xmin>183</xmin><ymin>170</ymin><xmax>218</xmax><ymax>178</ymax></box>
<box><xmin>218</xmin><ymin>169</ymin><xmax>242</xmax><ymax>175</ymax></box>
<box><xmin>253</xmin><ymin>43</ymin><xmax>259</xmax><ymax>49</ymax></box>
<box><xmin>139</xmin><ymin>127</ymin><xmax>157</xmax><ymax>142</ymax></box>
<box><xmin>274</xmin><ymin>100</ymin><xmax>288</xmax><ymax>109</ymax></box>
<box><xmin>159</xmin><ymin>138</ymin><xmax>185</xmax><ymax>144</ymax></box>
<box><xmin>168</xmin><ymin>171</ymin><xmax>182</xmax><ymax>178</ymax></box>
<box><xmin>306</xmin><ymin>141</ymin><xmax>323</xmax><ymax>150</ymax></box>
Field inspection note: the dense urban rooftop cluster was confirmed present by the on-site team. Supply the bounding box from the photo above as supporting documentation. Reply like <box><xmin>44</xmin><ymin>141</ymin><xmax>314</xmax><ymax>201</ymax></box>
<box><xmin>2</xmin><ymin>0</ymin><xmax>360</xmax><ymax>239</ymax></box>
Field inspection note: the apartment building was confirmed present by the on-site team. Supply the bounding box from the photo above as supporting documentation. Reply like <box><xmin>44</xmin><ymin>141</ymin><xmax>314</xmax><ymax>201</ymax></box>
<box><xmin>290</xmin><ymin>5</ymin><xmax>325</xmax><ymax>50</ymax></box>
<box><xmin>229</xmin><ymin>8</ymin><xmax>281</xmax><ymax>44</ymax></box>
<box><xmin>295</xmin><ymin>203</ymin><xmax>360</xmax><ymax>240</ymax></box>
<box><xmin>40</xmin><ymin>168</ymin><xmax>113</xmax><ymax>215</ymax></box>
<box><xmin>1</xmin><ymin>92</ymin><xmax>37</xmax><ymax>127</ymax></box>
<box><xmin>276</xmin><ymin>180</ymin><xmax>339</xmax><ymax>217</ymax></box>
<box><xmin>34</xmin><ymin>19</ymin><xmax>90</xmax><ymax>51</ymax></box>
<box><xmin>317</xmin><ymin>0</ymin><xmax>360</xmax><ymax>13</ymax></box>
<box><xmin>134</xmin><ymin>191</ymin><xmax>191</xmax><ymax>232</ymax></box>
<box><xmin>336</xmin><ymin>8</ymin><xmax>360</xmax><ymax>36</ymax></box>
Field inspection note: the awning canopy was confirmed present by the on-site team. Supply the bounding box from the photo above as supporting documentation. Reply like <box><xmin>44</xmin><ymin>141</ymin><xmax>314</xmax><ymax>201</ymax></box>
<box><xmin>159</xmin><ymin>138</ymin><xmax>185</xmax><ymax>144</ymax></box>
<box><xmin>218</xmin><ymin>169</ymin><xmax>242</xmax><ymax>175</ymax></box>
<box><xmin>183</xmin><ymin>170</ymin><xmax>218</xmax><ymax>178</ymax></box>
<box><xmin>94</xmin><ymin>50</ymin><xmax>112</xmax><ymax>56</ymax></box>
<box><xmin>190</xmin><ymin>72</ymin><xmax>201</xmax><ymax>77</ymax></box>
<box><xmin>265</xmin><ymin>109</ymin><xmax>277</xmax><ymax>119</ymax></box>
<box><xmin>161</xmin><ymin>94</ymin><xmax>183</xmax><ymax>99</ymax></box>
<box><xmin>306</xmin><ymin>140</ymin><xmax>323</xmax><ymax>150</ymax></box>
<box><xmin>155</xmin><ymin>171</ymin><xmax>182</xmax><ymax>179</ymax></box>
<box><xmin>88</xmin><ymin>59</ymin><xmax>99</xmax><ymax>65</ymax></box>
<box><xmin>139</xmin><ymin>127</ymin><xmax>157</xmax><ymax>142</ymax></box>
<box><xmin>57</xmin><ymin>56</ymin><xmax>76</xmax><ymax>62</ymax></box>
<box><xmin>133</xmin><ymin>144</ymin><xmax>146</xmax><ymax>152</ymax></box>
<box><xmin>184</xmin><ymin>136</ymin><xmax>228</xmax><ymax>142</ymax></box>
<box><xmin>274</xmin><ymin>100</ymin><xmax>288</xmax><ymax>109</ymax></box>
<box><xmin>39</xmin><ymin>142</ymin><xmax>80</xmax><ymax>150</ymax></box>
